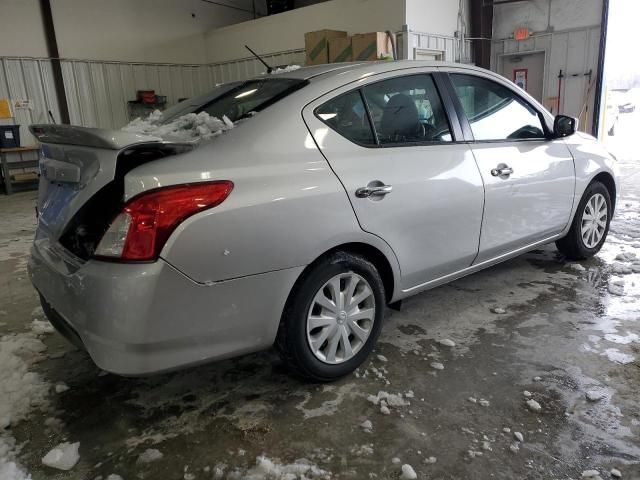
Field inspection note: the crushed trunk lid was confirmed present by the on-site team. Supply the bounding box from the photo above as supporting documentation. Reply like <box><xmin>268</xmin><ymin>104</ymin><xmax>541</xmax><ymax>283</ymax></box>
<box><xmin>29</xmin><ymin>124</ymin><xmax>193</xmax><ymax>260</ymax></box>
<box><xmin>30</xmin><ymin>124</ymin><xmax>161</xmax><ymax>150</ymax></box>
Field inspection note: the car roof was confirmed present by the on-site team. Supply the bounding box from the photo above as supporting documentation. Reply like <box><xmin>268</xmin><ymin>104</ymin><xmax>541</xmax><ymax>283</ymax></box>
<box><xmin>264</xmin><ymin>60</ymin><xmax>554</xmax><ymax>127</ymax></box>
<box><xmin>261</xmin><ymin>60</ymin><xmax>488</xmax><ymax>81</ymax></box>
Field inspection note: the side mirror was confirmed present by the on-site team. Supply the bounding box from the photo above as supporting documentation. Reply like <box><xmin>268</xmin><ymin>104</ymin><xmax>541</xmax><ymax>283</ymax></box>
<box><xmin>553</xmin><ymin>115</ymin><xmax>578</xmax><ymax>138</ymax></box>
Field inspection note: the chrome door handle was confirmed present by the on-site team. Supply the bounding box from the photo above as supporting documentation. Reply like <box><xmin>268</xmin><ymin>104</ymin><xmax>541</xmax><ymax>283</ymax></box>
<box><xmin>355</xmin><ymin>185</ymin><xmax>393</xmax><ymax>198</ymax></box>
<box><xmin>491</xmin><ymin>165</ymin><xmax>514</xmax><ymax>177</ymax></box>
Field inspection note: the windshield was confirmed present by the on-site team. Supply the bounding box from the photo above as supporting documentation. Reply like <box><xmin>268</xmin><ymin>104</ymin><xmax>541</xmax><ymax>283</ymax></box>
<box><xmin>161</xmin><ymin>78</ymin><xmax>307</xmax><ymax>124</ymax></box>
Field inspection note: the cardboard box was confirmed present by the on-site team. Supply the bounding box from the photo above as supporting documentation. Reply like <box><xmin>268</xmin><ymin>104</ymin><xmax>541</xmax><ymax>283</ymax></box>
<box><xmin>328</xmin><ymin>36</ymin><xmax>353</xmax><ymax>63</ymax></box>
<box><xmin>305</xmin><ymin>29</ymin><xmax>347</xmax><ymax>65</ymax></box>
<box><xmin>352</xmin><ymin>32</ymin><xmax>394</xmax><ymax>61</ymax></box>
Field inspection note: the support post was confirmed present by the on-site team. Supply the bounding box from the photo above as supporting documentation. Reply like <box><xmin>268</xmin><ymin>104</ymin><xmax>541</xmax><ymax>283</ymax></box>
<box><xmin>39</xmin><ymin>0</ymin><xmax>70</xmax><ymax>124</ymax></box>
<box><xmin>470</xmin><ymin>0</ymin><xmax>493</xmax><ymax>69</ymax></box>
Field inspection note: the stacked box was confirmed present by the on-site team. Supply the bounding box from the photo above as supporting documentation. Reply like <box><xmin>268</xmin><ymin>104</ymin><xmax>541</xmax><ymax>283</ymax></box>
<box><xmin>352</xmin><ymin>32</ymin><xmax>394</xmax><ymax>61</ymax></box>
<box><xmin>305</xmin><ymin>29</ymin><xmax>348</xmax><ymax>65</ymax></box>
<box><xmin>328</xmin><ymin>37</ymin><xmax>353</xmax><ymax>63</ymax></box>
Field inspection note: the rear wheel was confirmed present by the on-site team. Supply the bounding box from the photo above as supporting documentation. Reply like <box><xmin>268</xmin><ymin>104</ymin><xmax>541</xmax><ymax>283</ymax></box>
<box><xmin>276</xmin><ymin>252</ymin><xmax>385</xmax><ymax>381</ymax></box>
<box><xmin>556</xmin><ymin>181</ymin><xmax>612</xmax><ymax>260</ymax></box>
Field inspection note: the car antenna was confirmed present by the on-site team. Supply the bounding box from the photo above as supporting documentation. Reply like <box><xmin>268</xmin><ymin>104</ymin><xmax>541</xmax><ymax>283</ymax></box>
<box><xmin>245</xmin><ymin>45</ymin><xmax>272</xmax><ymax>73</ymax></box>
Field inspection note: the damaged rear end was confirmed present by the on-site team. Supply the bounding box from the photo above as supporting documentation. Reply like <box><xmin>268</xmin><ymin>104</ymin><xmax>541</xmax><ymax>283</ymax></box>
<box><xmin>31</xmin><ymin>124</ymin><xmax>195</xmax><ymax>261</ymax></box>
<box><xmin>27</xmin><ymin>124</ymin><xmax>222</xmax><ymax>373</ymax></box>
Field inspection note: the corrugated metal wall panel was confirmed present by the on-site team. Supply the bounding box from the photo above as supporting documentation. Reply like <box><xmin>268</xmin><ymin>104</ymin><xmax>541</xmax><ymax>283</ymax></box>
<box><xmin>0</xmin><ymin>58</ymin><xmax>60</xmax><ymax>146</ymax></box>
<box><xmin>104</xmin><ymin>63</ymin><xmax>128</xmax><ymax>129</ymax></box>
<box><xmin>38</xmin><ymin>60</ymin><xmax>62</xmax><ymax>125</ymax></box>
<box><xmin>89</xmin><ymin>63</ymin><xmax>112</xmax><ymax>128</ymax></box>
<box><xmin>74</xmin><ymin>62</ymin><xmax>99</xmax><ymax>127</ymax></box>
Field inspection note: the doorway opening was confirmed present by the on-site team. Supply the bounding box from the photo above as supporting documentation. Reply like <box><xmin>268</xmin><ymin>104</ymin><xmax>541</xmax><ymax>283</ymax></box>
<box><xmin>598</xmin><ymin>0</ymin><xmax>639</xmax><ymax>161</ymax></box>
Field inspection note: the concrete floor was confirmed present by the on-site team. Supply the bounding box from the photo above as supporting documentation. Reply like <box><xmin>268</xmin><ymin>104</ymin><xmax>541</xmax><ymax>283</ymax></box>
<box><xmin>1</xmin><ymin>114</ymin><xmax>639</xmax><ymax>479</ymax></box>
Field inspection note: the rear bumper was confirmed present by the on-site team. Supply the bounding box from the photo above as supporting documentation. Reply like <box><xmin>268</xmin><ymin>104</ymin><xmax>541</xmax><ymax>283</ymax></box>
<box><xmin>28</xmin><ymin>239</ymin><xmax>303</xmax><ymax>375</ymax></box>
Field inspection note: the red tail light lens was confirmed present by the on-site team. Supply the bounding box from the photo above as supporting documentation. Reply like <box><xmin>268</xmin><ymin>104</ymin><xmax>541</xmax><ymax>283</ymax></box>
<box><xmin>95</xmin><ymin>181</ymin><xmax>233</xmax><ymax>261</ymax></box>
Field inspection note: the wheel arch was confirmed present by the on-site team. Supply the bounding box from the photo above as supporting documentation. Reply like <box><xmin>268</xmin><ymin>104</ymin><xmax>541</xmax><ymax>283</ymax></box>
<box><xmin>590</xmin><ymin>171</ymin><xmax>617</xmax><ymax>212</ymax></box>
<box><xmin>289</xmin><ymin>242</ymin><xmax>398</xmax><ymax>307</ymax></box>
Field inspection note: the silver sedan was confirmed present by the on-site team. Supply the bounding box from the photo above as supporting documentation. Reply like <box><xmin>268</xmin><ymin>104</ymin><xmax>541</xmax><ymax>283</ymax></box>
<box><xmin>28</xmin><ymin>61</ymin><xmax>618</xmax><ymax>380</ymax></box>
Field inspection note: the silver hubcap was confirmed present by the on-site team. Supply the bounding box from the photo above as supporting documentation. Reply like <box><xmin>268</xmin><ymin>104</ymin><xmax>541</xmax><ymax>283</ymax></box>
<box><xmin>581</xmin><ymin>193</ymin><xmax>608</xmax><ymax>249</ymax></box>
<box><xmin>306</xmin><ymin>272</ymin><xmax>376</xmax><ymax>364</ymax></box>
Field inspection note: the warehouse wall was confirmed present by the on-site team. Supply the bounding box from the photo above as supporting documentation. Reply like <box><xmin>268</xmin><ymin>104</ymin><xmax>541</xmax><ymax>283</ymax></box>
<box><xmin>0</xmin><ymin>0</ymin><xmax>257</xmax><ymax>63</ymax></box>
<box><xmin>0</xmin><ymin>0</ymin><xmax>49</xmax><ymax>58</ymax></box>
<box><xmin>0</xmin><ymin>50</ymin><xmax>305</xmax><ymax>146</ymax></box>
<box><xmin>50</xmin><ymin>0</ymin><xmax>256</xmax><ymax>64</ymax></box>
<box><xmin>402</xmin><ymin>0</ymin><xmax>472</xmax><ymax>63</ymax></box>
<box><xmin>1</xmin><ymin>0</ymin><xmax>472</xmax><ymax>146</ymax></box>
<box><xmin>405</xmin><ymin>0</ymin><xmax>470</xmax><ymax>38</ymax></box>
<box><xmin>493</xmin><ymin>0</ymin><xmax>602</xmax><ymax>39</ymax></box>
<box><xmin>203</xmin><ymin>0</ymin><xmax>407</xmax><ymax>63</ymax></box>
<box><xmin>491</xmin><ymin>0</ymin><xmax>603</xmax><ymax>133</ymax></box>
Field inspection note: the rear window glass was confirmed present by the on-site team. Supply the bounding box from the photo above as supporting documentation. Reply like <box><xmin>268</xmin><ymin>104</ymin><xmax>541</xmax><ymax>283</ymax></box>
<box><xmin>161</xmin><ymin>78</ymin><xmax>307</xmax><ymax>124</ymax></box>
<box><xmin>199</xmin><ymin>79</ymin><xmax>306</xmax><ymax>122</ymax></box>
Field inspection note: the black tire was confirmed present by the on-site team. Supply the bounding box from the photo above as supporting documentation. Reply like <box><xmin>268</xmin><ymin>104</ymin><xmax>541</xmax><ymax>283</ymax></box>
<box><xmin>276</xmin><ymin>251</ymin><xmax>386</xmax><ymax>382</ymax></box>
<box><xmin>556</xmin><ymin>181</ymin><xmax>612</xmax><ymax>260</ymax></box>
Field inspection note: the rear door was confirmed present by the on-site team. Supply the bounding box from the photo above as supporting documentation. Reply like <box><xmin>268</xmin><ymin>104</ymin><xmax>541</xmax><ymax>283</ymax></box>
<box><xmin>303</xmin><ymin>70</ymin><xmax>485</xmax><ymax>290</ymax></box>
<box><xmin>446</xmin><ymin>72</ymin><xmax>575</xmax><ymax>263</ymax></box>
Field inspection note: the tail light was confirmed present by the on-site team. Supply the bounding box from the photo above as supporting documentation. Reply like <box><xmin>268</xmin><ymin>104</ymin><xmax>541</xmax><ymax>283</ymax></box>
<box><xmin>94</xmin><ymin>181</ymin><xmax>233</xmax><ymax>261</ymax></box>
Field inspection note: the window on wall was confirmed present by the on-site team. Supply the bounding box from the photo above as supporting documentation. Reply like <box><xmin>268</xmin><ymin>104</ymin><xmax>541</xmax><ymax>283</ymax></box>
<box><xmin>450</xmin><ymin>74</ymin><xmax>546</xmax><ymax>141</ymax></box>
<box><xmin>316</xmin><ymin>90</ymin><xmax>376</xmax><ymax>146</ymax></box>
<box><xmin>362</xmin><ymin>75</ymin><xmax>452</xmax><ymax>144</ymax></box>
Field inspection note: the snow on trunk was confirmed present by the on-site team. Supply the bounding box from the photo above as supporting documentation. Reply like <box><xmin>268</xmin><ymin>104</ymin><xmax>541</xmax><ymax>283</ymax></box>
<box><xmin>122</xmin><ymin>110</ymin><xmax>234</xmax><ymax>142</ymax></box>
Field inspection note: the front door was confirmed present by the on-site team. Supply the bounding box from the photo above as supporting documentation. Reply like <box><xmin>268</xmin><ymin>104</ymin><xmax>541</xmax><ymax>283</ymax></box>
<box><xmin>449</xmin><ymin>72</ymin><xmax>575</xmax><ymax>263</ymax></box>
<box><xmin>303</xmin><ymin>72</ymin><xmax>485</xmax><ymax>290</ymax></box>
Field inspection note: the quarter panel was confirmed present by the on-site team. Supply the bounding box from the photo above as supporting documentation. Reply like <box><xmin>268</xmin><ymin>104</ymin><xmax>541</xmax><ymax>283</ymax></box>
<box><xmin>125</xmin><ymin>102</ymin><xmax>401</xmax><ymax>290</ymax></box>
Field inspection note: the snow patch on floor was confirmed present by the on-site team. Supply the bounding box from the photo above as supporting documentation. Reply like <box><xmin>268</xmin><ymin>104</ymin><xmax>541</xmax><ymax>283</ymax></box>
<box><xmin>0</xmin><ymin>330</ymin><xmax>51</xmax><ymax>479</ymax></box>
<box><xmin>526</xmin><ymin>399</ymin><xmax>542</xmax><ymax>412</ymax></box>
<box><xmin>41</xmin><ymin>442</ymin><xmax>80</xmax><ymax>471</ymax></box>
<box><xmin>136</xmin><ymin>448</ymin><xmax>164</xmax><ymax>463</ymax></box>
<box><xmin>242</xmin><ymin>455</ymin><xmax>330</xmax><ymax>479</ymax></box>
<box><xmin>400</xmin><ymin>463</ymin><xmax>417</xmax><ymax>479</ymax></box>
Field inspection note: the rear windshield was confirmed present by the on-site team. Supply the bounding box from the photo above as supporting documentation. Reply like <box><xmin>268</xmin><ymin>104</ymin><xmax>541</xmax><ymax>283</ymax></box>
<box><xmin>161</xmin><ymin>78</ymin><xmax>307</xmax><ymax>124</ymax></box>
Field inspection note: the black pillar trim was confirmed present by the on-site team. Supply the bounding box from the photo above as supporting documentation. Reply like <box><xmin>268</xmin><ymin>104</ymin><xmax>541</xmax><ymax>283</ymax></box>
<box><xmin>39</xmin><ymin>0</ymin><xmax>70</xmax><ymax>124</ymax></box>
<box><xmin>592</xmin><ymin>0</ymin><xmax>609</xmax><ymax>137</ymax></box>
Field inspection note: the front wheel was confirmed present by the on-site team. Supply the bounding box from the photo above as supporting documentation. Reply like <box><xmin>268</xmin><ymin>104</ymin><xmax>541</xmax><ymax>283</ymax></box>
<box><xmin>276</xmin><ymin>252</ymin><xmax>386</xmax><ymax>381</ymax></box>
<box><xmin>556</xmin><ymin>181</ymin><xmax>612</xmax><ymax>260</ymax></box>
